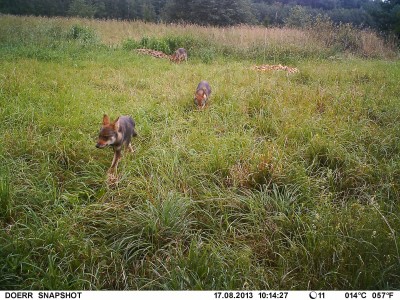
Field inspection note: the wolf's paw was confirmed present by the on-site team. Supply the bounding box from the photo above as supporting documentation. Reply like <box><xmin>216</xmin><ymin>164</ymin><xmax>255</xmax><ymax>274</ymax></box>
<box><xmin>106</xmin><ymin>172</ymin><xmax>118</xmax><ymax>186</ymax></box>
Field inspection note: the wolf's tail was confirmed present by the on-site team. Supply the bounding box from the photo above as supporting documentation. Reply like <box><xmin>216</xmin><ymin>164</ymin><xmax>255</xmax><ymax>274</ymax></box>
<box><xmin>131</xmin><ymin>118</ymin><xmax>138</xmax><ymax>137</ymax></box>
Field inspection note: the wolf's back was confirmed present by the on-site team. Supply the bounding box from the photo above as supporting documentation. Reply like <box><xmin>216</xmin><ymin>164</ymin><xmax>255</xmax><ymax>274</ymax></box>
<box><xmin>119</xmin><ymin>116</ymin><xmax>137</xmax><ymax>140</ymax></box>
<box><xmin>196</xmin><ymin>81</ymin><xmax>211</xmax><ymax>95</ymax></box>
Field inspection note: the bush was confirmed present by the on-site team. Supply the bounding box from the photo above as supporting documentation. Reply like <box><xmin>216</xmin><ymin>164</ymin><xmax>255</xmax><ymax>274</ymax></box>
<box><xmin>121</xmin><ymin>38</ymin><xmax>140</xmax><ymax>50</ymax></box>
<box><xmin>67</xmin><ymin>24</ymin><xmax>99</xmax><ymax>45</ymax></box>
<box><xmin>122</xmin><ymin>34</ymin><xmax>208</xmax><ymax>55</ymax></box>
<box><xmin>307</xmin><ymin>15</ymin><xmax>396</xmax><ymax>58</ymax></box>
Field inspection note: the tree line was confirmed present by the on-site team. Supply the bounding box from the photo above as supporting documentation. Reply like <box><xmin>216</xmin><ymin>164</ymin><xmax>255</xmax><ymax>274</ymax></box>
<box><xmin>0</xmin><ymin>0</ymin><xmax>399</xmax><ymax>36</ymax></box>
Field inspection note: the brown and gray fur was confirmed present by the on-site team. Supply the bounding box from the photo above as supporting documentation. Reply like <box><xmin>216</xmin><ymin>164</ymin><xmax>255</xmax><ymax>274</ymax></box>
<box><xmin>194</xmin><ymin>80</ymin><xmax>211</xmax><ymax>109</ymax></box>
<box><xmin>170</xmin><ymin>48</ymin><xmax>188</xmax><ymax>63</ymax></box>
<box><xmin>96</xmin><ymin>114</ymin><xmax>137</xmax><ymax>173</ymax></box>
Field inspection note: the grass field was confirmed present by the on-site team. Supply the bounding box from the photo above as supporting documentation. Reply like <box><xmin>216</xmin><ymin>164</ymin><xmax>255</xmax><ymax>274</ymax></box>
<box><xmin>0</xmin><ymin>15</ymin><xmax>400</xmax><ymax>290</ymax></box>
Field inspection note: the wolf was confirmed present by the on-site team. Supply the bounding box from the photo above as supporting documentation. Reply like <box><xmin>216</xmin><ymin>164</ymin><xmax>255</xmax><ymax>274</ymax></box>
<box><xmin>170</xmin><ymin>48</ymin><xmax>188</xmax><ymax>63</ymax></box>
<box><xmin>96</xmin><ymin>114</ymin><xmax>137</xmax><ymax>173</ymax></box>
<box><xmin>194</xmin><ymin>80</ymin><xmax>211</xmax><ymax>109</ymax></box>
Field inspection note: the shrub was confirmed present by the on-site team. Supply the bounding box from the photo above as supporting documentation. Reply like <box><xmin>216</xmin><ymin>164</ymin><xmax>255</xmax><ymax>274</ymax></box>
<box><xmin>121</xmin><ymin>38</ymin><xmax>140</xmax><ymax>50</ymax></box>
<box><xmin>122</xmin><ymin>34</ymin><xmax>208</xmax><ymax>56</ymax></box>
<box><xmin>308</xmin><ymin>15</ymin><xmax>396</xmax><ymax>58</ymax></box>
<box><xmin>67</xmin><ymin>24</ymin><xmax>99</xmax><ymax>45</ymax></box>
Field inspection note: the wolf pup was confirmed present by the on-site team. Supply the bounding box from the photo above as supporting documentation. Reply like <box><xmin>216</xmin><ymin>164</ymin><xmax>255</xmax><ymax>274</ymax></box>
<box><xmin>96</xmin><ymin>114</ymin><xmax>137</xmax><ymax>173</ymax></box>
<box><xmin>194</xmin><ymin>80</ymin><xmax>211</xmax><ymax>109</ymax></box>
<box><xmin>171</xmin><ymin>48</ymin><xmax>188</xmax><ymax>63</ymax></box>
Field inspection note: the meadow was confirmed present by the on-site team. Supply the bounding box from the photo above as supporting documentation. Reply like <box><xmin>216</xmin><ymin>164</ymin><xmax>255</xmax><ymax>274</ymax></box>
<box><xmin>0</xmin><ymin>15</ymin><xmax>399</xmax><ymax>290</ymax></box>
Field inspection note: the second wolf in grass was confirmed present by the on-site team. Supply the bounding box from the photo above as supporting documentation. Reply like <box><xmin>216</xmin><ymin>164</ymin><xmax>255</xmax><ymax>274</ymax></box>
<box><xmin>194</xmin><ymin>80</ymin><xmax>211</xmax><ymax>109</ymax></box>
<box><xmin>96</xmin><ymin>114</ymin><xmax>137</xmax><ymax>173</ymax></box>
<box><xmin>171</xmin><ymin>48</ymin><xmax>188</xmax><ymax>63</ymax></box>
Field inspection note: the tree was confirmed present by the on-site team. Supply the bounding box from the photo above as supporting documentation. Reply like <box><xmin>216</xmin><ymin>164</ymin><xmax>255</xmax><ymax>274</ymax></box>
<box><xmin>327</xmin><ymin>8</ymin><xmax>375</xmax><ymax>27</ymax></box>
<box><xmin>162</xmin><ymin>0</ymin><xmax>191</xmax><ymax>23</ymax></box>
<box><xmin>141</xmin><ymin>0</ymin><xmax>157</xmax><ymax>21</ymax></box>
<box><xmin>92</xmin><ymin>0</ymin><xmax>107</xmax><ymax>18</ymax></box>
<box><xmin>284</xmin><ymin>5</ymin><xmax>312</xmax><ymax>28</ymax></box>
<box><xmin>0</xmin><ymin>0</ymin><xmax>35</xmax><ymax>15</ymax></box>
<box><xmin>68</xmin><ymin>0</ymin><xmax>96</xmax><ymax>17</ymax></box>
<box><xmin>367</xmin><ymin>0</ymin><xmax>400</xmax><ymax>37</ymax></box>
<box><xmin>252</xmin><ymin>2</ymin><xmax>290</xmax><ymax>26</ymax></box>
<box><xmin>163</xmin><ymin>0</ymin><xmax>255</xmax><ymax>26</ymax></box>
<box><xmin>151</xmin><ymin>0</ymin><xmax>167</xmax><ymax>18</ymax></box>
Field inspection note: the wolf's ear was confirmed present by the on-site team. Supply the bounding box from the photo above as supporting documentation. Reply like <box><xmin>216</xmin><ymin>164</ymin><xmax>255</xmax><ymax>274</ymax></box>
<box><xmin>103</xmin><ymin>114</ymin><xmax>110</xmax><ymax>125</ymax></box>
<box><xmin>112</xmin><ymin>117</ymin><xmax>120</xmax><ymax>131</ymax></box>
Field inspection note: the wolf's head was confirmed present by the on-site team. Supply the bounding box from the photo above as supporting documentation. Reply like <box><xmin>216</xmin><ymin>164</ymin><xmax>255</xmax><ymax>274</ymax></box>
<box><xmin>194</xmin><ymin>87</ymin><xmax>208</xmax><ymax>107</ymax></box>
<box><xmin>96</xmin><ymin>114</ymin><xmax>120</xmax><ymax>148</ymax></box>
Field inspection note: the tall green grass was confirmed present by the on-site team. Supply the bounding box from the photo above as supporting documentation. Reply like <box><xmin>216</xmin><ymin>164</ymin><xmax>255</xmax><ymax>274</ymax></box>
<box><xmin>1</xmin><ymin>15</ymin><xmax>397</xmax><ymax>63</ymax></box>
<box><xmin>0</xmin><ymin>15</ymin><xmax>399</xmax><ymax>290</ymax></box>
<box><xmin>0</xmin><ymin>16</ymin><xmax>100</xmax><ymax>63</ymax></box>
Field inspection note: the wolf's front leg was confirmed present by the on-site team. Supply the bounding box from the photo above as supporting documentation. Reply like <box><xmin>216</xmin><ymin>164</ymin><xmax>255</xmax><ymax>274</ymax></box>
<box><xmin>109</xmin><ymin>147</ymin><xmax>122</xmax><ymax>174</ymax></box>
<box><xmin>127</xmin><ymin>142</ymin><xmax>134</xmax><ymax>153</ymax></box>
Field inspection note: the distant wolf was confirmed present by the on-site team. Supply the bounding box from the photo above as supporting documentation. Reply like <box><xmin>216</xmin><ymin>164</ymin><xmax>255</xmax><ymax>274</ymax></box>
<box><xmin>194</xmin><ymin>80</ymin><xmax>211</xmax><ymax>109</ymax></box>
<box><xmin>170</xmin><ymin>48</ymin><xmax>188</xmax><ymax>63</ymax></box>
<box><xmin>96</xmin><ymin>114</ymin><xmax>137</xmax><ymax>173</ymax></box>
